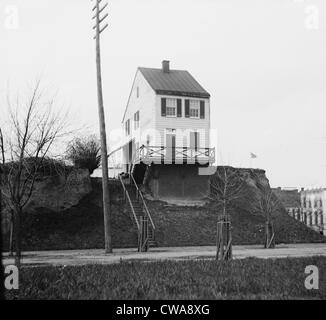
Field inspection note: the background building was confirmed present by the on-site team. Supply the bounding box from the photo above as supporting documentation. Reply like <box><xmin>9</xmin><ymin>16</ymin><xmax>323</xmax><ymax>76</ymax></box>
<box><xmin>300</xmin><ymin>188</ymin><xmax>325</xmax><ymax>234</ymax></box>
<box><xmin>274</xmin><ymin>187</ymin><xmax>325</xmax><ymax>235</ymax></box>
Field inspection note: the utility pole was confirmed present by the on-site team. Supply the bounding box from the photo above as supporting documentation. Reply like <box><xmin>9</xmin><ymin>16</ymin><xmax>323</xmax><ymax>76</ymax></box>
<box><xmin>91</xmin><ymin>0</ymin><xmax>112</xmax><ymax>253</ymax></box>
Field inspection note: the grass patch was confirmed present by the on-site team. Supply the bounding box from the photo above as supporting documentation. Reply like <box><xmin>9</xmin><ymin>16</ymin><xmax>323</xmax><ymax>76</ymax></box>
<box><xmin>6</xmin><ymin>256</ymin><xmax>326</xmax><ymax>300</ymax></box>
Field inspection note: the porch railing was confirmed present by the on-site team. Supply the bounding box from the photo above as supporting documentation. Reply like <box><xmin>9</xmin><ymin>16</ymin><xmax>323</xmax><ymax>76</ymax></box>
<box><xmin>134</xmin><ymin>145</ymin><xmax>215</xmax><ymax>164</ymax></box>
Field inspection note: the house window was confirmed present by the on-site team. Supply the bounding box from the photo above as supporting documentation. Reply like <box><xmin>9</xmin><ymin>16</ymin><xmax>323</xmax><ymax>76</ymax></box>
<box><xmin>189</xmin><ymin>100</ymin><xmax>200</xmax><ymax>118</ymax></box>
<box><xmin>136</xmin><ymin>86</ymin><xmax>139</xmax><ymax>98</ymax></box>
<box><xmin>134</xmin><ymin>111</ymin><xmax>139</xmax><ymax>130</ymax></box>
<box><xmin>166</xmin><ymin>98</ymin><xmax>177</xmax><ymax>117</ymax></box>
<box><xmin>125</xmin><ymin>119</ymin><xmax>130</xmax><ymax>136</ymax></box>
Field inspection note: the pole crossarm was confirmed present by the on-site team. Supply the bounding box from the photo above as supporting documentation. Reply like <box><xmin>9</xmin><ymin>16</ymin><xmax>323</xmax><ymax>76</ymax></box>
<box><xmin>91</xmin><ymin>0</ymin><xmax>109</xmax><ymax>40</ymax></box>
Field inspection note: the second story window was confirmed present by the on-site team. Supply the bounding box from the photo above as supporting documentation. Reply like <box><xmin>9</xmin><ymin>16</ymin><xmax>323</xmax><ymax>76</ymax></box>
<box><xmin>166</xmin><ymin>98</ymin><xmax>177</xmax><ymax>117</ymax></box>
<box><xmin>134</xmin><ymin>111</ymin><xmax>139</xmax><ymax>130</ymax></box>
<box><xmin>189</xmin><ymin>100</ymin><xmax>200</xmax><ymax>118</ymax></box>
<box><xmin>136</xmin><ymin>86</ymin><xmax>139</xmax><ymax>98</ymax></box>
<box><xmin>125</xmin><ymin>119</ymin><xmax>130</xmax><ymax>136</ymax></box>
<box><xmin>162</xmin><ymin>98</ymin><xmax>182</xmax><ymax>117</ymax></box>
<box><xmin>185</xmin><ymin>99</ymin><xmax>205</xmax><ymax>118</ymax></box>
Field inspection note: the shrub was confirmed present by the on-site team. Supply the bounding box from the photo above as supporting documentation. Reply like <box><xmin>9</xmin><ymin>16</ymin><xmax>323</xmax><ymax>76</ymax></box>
<box><xmin>66</xmin><ymin>136</ymin><xmax>101</xmax><ymax>174</ymax></box>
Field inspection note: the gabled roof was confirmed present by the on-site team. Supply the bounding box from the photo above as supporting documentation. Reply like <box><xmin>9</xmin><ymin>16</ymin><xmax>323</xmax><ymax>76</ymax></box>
<box><xmin>138</xmin><ymin>67</ymin><xmax>210</xmax><ymax>99</ymax></box>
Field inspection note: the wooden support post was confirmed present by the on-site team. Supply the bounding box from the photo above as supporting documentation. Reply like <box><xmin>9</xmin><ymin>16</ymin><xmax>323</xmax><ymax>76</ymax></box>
<box><xmin>137</xmin><ymin>225</ymin><xmax>142</xmax><ymax>253</ymax></box>
<box><xmin>216</xmin><ymin>214</ymin><xmax>232</xmax><ymax>261</ymax></box>
<box><xmin>138</xmin><ymin>216</ymin><xmax>149</xmax><ymax>252</ymax></box>
<box><xmin>265</xmin><ymin>221</ymin><xmax>275</xmax><ymax>249</ymax></box>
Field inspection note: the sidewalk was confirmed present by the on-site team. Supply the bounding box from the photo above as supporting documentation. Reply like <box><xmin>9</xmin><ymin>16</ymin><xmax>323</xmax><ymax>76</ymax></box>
<box><xmin>3</xmin><ymin>243</ymin><xmax>326</xmax><ymax>267</ymax></box>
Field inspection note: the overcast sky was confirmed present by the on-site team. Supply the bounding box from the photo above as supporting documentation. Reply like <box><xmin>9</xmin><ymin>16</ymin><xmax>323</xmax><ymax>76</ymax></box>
<box><xmin>1</xmin><ymin>0</ymin><xmax>326</xmax><ymax>188</ymax></box>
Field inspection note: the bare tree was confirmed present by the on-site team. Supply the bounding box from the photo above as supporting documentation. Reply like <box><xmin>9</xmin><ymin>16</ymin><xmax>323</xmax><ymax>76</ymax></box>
<box><xmin>254</xmin><ymin>187</ymin><xmax>279</xmax><ymax>248</ymax></box>
<box><xmin>0</xmin><ymin>81</ymin><xmax>69</xmax><ymax>268</ymax></box>
<box><xmin>209</xmin><ymin>166</ymin><xmax>250</xmax><ymax>261</ymax></box>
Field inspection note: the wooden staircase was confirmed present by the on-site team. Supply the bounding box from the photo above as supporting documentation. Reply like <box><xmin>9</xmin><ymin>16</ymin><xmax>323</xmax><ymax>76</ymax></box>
<box><xmin>119</xmin><ymin>172</ymin><xmax>157</xmax><ymax>251</ymax></box>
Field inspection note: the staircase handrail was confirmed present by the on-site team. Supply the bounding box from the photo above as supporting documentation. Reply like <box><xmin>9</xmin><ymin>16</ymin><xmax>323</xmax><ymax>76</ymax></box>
<box><xmin>118</xmin><ymin>174</ymin><xmax>140</xmax><ymax>231</ymax></box>
<box><xmin>130</xmin><ymin>172</ymin><xmax>156</xmax><ymax>231</ymax></box>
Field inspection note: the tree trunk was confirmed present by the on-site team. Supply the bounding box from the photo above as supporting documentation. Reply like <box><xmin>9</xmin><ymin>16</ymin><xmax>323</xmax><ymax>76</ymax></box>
<box><xmin>225</xmin><ymin>216</ymin><xmax>232</xmax><ymax>260</ymax></box>
<box><xmin>13</xmin><ymin>208</ymin><xmax>22</xmax><ymax>269</ymax></box>
<box><xmin>0</xmin><ymin>169</ymin><xmax>4</xmax><ymax>300</ymax></box>
<box><xmin>0</xmin><ymin>221</ymin><xmax>3</xmax><ymax>300</ymax></box>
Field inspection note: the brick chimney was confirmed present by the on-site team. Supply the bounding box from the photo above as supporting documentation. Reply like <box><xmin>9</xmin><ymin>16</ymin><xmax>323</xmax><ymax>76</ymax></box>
<box><xmin>162</xmin><ymin>60</ymin><xmax>170</xmax><ymax>73</ymax></box>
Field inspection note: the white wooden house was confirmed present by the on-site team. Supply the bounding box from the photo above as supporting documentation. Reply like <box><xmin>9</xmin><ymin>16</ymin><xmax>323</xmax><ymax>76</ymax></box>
<box><xmin>117</xmin><ymin>61</ymin><xmax>215</xmax><ymax>200</ymax></box>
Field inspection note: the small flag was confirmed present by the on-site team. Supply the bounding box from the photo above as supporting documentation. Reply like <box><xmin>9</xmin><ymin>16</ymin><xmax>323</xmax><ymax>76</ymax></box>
<box><xmin>250</xmin><ymin>152</ymin><xmax>257</xmax><ymax>159</ymax></box>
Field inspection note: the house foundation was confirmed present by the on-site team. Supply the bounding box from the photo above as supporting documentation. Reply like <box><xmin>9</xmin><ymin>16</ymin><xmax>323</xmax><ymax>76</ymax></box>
<box><xmin>144</xmin><ymin>164</ymin><xmax>210</xmax><ymax>200</ymax></box>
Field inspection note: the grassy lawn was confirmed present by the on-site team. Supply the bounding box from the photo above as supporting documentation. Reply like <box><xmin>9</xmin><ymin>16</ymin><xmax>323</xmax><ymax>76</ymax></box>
<box><xmin>6</xmin><ymin>256</ymin><xmax>326</xmax><ymax>300</ymax></box>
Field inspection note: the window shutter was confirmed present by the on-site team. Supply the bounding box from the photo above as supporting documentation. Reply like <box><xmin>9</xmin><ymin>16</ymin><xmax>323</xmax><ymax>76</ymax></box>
<box><xmin>185</xmin><ymin>99</ymin><xmax>190</xmax><ymax>118</ymax></box>
<box><xmin>200</xmin><ymin>100</ymin><xmax>205</xmax><ymax>119</ymax></box>
<box><xmin>190</xmin><ymin>132</ymin><xmax>195</xmax><ymax>149</ymax></box>
<box><xmin>125</xmin><ymin>119</ymin><xmax>130</xmax><ymax>136</ymax></box>
<box><xmin>177</xmin><ymin>99</ymin><xmax>182</xmax><ymax>117</ymax></box>
<box><xmin>195</xmin><ymin>132</ymin><xmax>200</xmax><ymax>149</ymax></box>
<box><xmin>161</xmin><ymin>98</ymin><xmax>166</xmax><ymax>117</ymax></box>
<box><xmin>190</xmin><ymin>132</ymin><xmax>200</xmax><ymax>149</ymax></box>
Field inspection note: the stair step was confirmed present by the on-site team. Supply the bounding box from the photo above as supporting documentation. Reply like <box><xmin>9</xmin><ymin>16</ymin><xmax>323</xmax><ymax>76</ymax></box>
<box><xmin>120</xmin><ymin>175</ymin><xmax>157</xmax><ymax>249</ymax></box>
